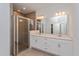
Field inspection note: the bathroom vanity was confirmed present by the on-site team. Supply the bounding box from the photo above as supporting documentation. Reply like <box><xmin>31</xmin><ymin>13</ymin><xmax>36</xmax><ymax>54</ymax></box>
<box><xmin>30</xmin><ymin>31</ymin><xmax>73</xmax><ymax>56</ymax></box>
<box><xmin>30</xmin><ymin>15</ymin><xmax>73</xmax><ymax>56</ymax></box>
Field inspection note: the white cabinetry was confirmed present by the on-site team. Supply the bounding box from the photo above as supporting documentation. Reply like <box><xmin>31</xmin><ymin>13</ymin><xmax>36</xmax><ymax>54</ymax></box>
<box><xmin>30</xmin><ymin>35</ymin><xmax>72</xmax><ymax>56</ymax></box>
<box><xmin>59</xmin><ymin>40</ymin><xmax>72</xmax><ymax>56</ymax></box>
<box><xmin>30</xmin><ymin>35</ymin><xmax>44</xmax><ymax>50</ymax></box>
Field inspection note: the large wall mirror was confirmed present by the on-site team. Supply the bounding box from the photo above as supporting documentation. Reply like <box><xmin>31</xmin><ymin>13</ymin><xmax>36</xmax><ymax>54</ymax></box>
<box><xmin>36</xmin><ymin>15</ymin><xmax>68</xmax><ymax>35</ymax></box>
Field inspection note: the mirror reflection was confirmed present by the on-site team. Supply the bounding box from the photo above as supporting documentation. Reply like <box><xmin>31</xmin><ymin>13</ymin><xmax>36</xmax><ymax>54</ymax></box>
<box><xmin>36</xmin><ymin>15</ymin><xmax>68</xmax><ymax>35</ymax></box>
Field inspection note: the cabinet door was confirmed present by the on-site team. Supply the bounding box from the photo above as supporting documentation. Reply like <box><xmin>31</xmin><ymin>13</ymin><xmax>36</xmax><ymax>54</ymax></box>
<box><xmin>30</xmin><ymin>35</ymin><xmax>36</xmax><ymax>46</ymax></box>
<box><xmin>34</xmin><ymin>36</ymin><xmax>45</xmax><ymax>49</ymax></box>
<box><xmin>38</xmin><ymin>38</ymin><xmax>51</xmax><ymax>52</ymax></box>
<box><xmin>46</xmin><ymin>38</ymin><xmax>60</xmax><ymax>55</ymax></box>
<box><xmin>59</xmin><ymin>40</ymin><xmax>72</xmax><ymax>56</ymax></box>
<box><xmin>30</xmin><ymin>35</ymin><xmax>45</xmax><ymax>50</ymax></box>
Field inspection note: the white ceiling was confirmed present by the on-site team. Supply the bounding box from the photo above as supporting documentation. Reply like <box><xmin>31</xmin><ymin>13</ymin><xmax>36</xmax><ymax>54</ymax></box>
<box><xmin>13</xmin><ymin>3</ymin><xmax>73</xmax><ymax>18</ymax></box>
<box><xmin>13</xmin><ymin>3</ymin><xmax>73</xmax><ymax>14</ymax></box>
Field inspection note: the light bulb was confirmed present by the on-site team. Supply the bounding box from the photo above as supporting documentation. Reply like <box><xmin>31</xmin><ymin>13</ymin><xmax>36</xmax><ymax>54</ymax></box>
<box><xmin>62</xmin><ymin>12</ymin><xmax>65</xmax><ymax>15</ymax></box>
<box><xmin>56</xmin><ymin>13</ymin><xmax>58</xmax><ymax>16</ymax></box>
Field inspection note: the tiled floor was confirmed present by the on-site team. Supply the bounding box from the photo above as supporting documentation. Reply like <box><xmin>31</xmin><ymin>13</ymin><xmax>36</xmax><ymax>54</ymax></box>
<box><xmin>17</xmin><ymin>48</ymin><xmax>51</xmax><ymax>56</ymax></box>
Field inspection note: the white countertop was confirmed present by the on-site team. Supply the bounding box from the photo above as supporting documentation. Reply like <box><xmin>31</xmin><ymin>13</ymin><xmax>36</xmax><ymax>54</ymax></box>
<box><xmin>30</xmin><ymin>30</ymin><xmax>72</xmax><ymax>41</ymax></box>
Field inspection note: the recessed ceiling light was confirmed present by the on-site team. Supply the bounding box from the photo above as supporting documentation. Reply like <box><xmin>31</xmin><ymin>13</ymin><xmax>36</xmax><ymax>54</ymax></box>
<box><xmin>23</xmin><ymin>8</ymin><xmax>26</xmax><ymax>10</ymax></box>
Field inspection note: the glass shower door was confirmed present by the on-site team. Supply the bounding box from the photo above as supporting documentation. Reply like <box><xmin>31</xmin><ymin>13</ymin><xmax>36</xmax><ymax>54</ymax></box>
<box><xmin>12</xmin><ymin>15</ymin><xmax>29</xmax><ymax>55</ymax></box>
<box><xmin>18</xmin><ymin>16</ymin><xmax>29</xmax><ymax>53</ymax></box>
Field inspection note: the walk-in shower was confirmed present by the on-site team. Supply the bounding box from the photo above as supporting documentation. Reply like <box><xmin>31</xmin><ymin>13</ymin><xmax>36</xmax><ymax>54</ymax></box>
<box><xmin>11</xmin><ymin>15</ymin><xmax>30</xmax><ymax>56</ymax></box>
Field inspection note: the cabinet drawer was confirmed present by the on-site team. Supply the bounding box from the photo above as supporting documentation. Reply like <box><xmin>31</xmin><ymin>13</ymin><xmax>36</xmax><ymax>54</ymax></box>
<box><xmin>44</xmin><ymin>38</ymin><xmax>72</xmax><ymax>56</ymax></box>
<box><xmin>30</xmin><ymin>35</ymin><xmax>72</xmax><ymax>56</ymax></box>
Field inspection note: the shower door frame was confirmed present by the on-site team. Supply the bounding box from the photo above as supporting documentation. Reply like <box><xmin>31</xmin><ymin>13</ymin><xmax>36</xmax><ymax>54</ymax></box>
<box><xmin>13</xmin><ymin>15</ymin><xmax>30</xmax><ymax>55</ymax></box>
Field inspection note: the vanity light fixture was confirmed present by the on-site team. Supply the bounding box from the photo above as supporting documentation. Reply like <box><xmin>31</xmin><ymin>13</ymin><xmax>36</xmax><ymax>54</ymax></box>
<box><xmin>62</xmin><ymin>12</ymin><xmax>65</xmax><ymax>15</ymax></box>
<box><xmin>56</xmin><ymin>11</ymin><xmax>66</xmax><ymax>16</ymax></box>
